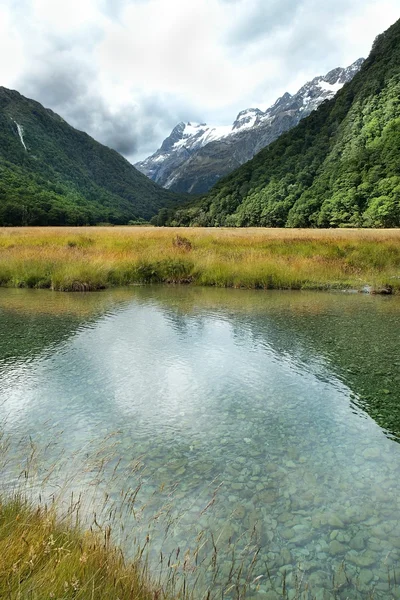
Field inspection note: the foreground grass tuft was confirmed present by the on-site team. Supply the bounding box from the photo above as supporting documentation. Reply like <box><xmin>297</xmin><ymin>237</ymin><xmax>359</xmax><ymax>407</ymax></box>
<box><xmin>0</xmin><ymin>226</ymin><xmax>399</xmax><ymax>292</ymax></box>
<box><xmin>0</xmin><ymin>496</ymin><xmax>163</xmax><ymax>600</ymax></box>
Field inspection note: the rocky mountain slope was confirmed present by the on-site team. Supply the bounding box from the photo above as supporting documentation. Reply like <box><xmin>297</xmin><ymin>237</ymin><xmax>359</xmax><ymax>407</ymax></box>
<box><xmin>169</xmin><ymin>19</ymin><xmax>400</xmax><ymax>228</ymax></box>
<box><xmin>136</xmin><ymin>59</ymin><xmax>363</xmax><ymax>194</ymax></box>
<box><xmin>0</xmin><ymin>87</ymin><xmax>185</xmax><ymax>225</ymax></box>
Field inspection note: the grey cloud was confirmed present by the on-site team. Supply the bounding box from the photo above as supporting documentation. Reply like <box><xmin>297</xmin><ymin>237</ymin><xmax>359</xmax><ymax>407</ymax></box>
<box><xmin>5</xmin><ymin>0</ymin><xmax>382</xmax><ymax>162</ymax></box>
<box><xmin>226</xmin><ymin>0</ymin><xmax>302</xmax><ymax>46</ymax></box>
<box><xmin>16</xmin><ymin>51</ymin><xmax>201</xmax><ymax>161</ymax></box>
<box><xmin>224</xmin><ymin>0</ymin><xmax>366</xmax><ymax>102</ymax></box>
<box><xmin>100</xmin><ymin>0</ymin><xmax>146</xmax><ymax>19</ymax></box>
<box><xmin>225</xmin><ymin>0</ymin><xmax>364</xmax><ymax>59</ymax></box>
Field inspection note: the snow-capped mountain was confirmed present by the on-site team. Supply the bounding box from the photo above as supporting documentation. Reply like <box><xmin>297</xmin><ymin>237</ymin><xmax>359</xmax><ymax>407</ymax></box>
<box><xmin>135</xmin><ymin>112</ymin><xmax>262</xmax><ymax>184</ymax></box>
<box><xmin>135</xmin><ymin>58</ymin><xmax>364</xmax><ymax>194</ymax></box>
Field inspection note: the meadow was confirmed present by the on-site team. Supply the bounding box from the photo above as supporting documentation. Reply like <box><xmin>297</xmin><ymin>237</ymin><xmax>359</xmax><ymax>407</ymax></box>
<box><xmin>0</xmin><ymin>227</ymin><xmax>399</xmax><ymax>293</ymax></box>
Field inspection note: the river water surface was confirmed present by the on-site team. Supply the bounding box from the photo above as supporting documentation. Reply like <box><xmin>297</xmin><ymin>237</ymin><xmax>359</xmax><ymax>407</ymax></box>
<box><xmin>1</xmin><ymin>287</ymin><xmax>400</xmax><ymax>599</ymax></box>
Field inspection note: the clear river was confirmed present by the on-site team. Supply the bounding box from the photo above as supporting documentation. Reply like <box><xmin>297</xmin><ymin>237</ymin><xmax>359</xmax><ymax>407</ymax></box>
<box><xmin>1</xmin><ymin>287</ymin><xmax>400</xmax><ymax>599</ymax></box>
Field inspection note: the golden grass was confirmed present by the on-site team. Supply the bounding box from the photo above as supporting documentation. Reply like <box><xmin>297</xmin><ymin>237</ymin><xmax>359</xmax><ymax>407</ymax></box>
<box><xmin>0</xmin><ymin>497</ymin><xmax>163</xmax><ymax>600</ymax></box>
<box><xmin>0</xmin><ymin>227</ymin><xmax>399</xmax><ymax>292</ymax></box>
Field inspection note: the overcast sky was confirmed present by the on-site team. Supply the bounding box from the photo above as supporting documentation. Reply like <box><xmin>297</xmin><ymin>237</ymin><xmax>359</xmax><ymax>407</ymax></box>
<box><xmin>0</xmin><ymin>0</ymin><xmax>399</xmax><ymax>162</ymax></box>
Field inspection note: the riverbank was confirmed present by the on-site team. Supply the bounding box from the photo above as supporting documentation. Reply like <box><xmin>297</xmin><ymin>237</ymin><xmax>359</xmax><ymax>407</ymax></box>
<box><xmin>0</xmin><ymin>227</ymin><xmax>399</xmax><ymax>292</ymax></box>
<box><xmin>0</xmin><ymin>495</ymin><xmax>164</xmax><ymax>600</ymax></box>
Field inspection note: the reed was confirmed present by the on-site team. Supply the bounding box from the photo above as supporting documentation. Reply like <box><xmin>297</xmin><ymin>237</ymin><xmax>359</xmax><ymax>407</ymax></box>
<box><xmin>0</xmin><ymin>227</ymin><xmax>399</xmax><ymax>292</ymax></box>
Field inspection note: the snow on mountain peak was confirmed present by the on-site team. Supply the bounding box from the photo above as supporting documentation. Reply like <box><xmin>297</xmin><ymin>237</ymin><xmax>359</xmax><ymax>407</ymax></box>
<box><xmin>317</xmin><ymin>79</ymin><xmax>344</xmax><ymax>94</ymax></box>
<box><xmin>135</xmin><ymin>58</ymin><xmax>364</xmax><ymax>190</ymax></box>
<box><xmin>171</xmin><ymin>122</ymin><xmax>232</xmax><ymax>151</ymax></box>
<box><xmin>232</xmin><ymin>108</ymin><xmax>263</xmax><ymax>131</ymax></box>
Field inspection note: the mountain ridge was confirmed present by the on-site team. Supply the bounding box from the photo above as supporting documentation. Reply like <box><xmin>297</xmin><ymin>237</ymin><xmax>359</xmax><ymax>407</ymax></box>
<box><xmin>136</xmin><ymin>58</ymin><xmax>364</xmax><ymax>194</ymax></box>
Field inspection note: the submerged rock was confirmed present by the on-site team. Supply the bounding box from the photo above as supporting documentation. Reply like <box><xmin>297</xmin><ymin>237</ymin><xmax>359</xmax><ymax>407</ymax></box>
<box><xmin>329</xmin><ymin>540</ymin><xmax>346</xmax><ymax>556</ymax></box>
<box><xmin>349</xmin><ymin>532</ymin><xmax>366</xmax><ymax>551</ymax></box>
<box><xmin>362</xmin><ymin>447</ymin><xmax>381</xmax><ymax>459</ymax></box>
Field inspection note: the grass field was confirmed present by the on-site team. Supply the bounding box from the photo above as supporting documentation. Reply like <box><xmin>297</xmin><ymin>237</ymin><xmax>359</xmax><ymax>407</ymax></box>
<box><xmin>0</xmin><ymin>227</ymin><xmax>399</xmax><ymax>292</ymax></box>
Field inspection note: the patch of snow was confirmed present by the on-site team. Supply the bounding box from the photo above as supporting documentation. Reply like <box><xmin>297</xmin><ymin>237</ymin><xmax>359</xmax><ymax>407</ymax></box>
<box><xmin>152</xmin><ymin>154</ymin><xmax>167</xmax><ymax>163</ymax></box>
<box><xmin>233</xmin><ymin>108</ymin><xmax>263</xmax><ymax>132</ymax></box>
<box><xmin>202</xmin><ymin>125</ymin><xmax>232</xmax><ymax>142</ymax></box>
<box><xmin>172</xmin><ymin>123</ymin><xmax>233</xmax><ymax>151</ymax></box>
<box><xmin>235</xmin><ymin>114</ymin><xmax>258</xmax><ymax>130</ymax></box>
<box><xmin>318</xmin><ymin>79</ymin><xmax>343</xmax><ymax>94</ymax></box>
<box><xmin>14</xmin><ymin>120</ymin><xmax>27</xmax><ymax>151</ymax></box>
<box><xmin>183</xmin><ymin>122</ymin><xmax>204</xmax><ymax>136</ymax></box>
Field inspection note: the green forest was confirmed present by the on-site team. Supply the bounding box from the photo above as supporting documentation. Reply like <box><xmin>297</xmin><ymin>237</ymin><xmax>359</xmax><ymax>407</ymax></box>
<box><xmin>0</xmin><ymin>88</ymin><xmax>185</xmax><ymax>226</ymax></box>
<box><xmin>169</xmin><ymin>19</ymin><xmax>400</xmax><ymax>228</ymax></box>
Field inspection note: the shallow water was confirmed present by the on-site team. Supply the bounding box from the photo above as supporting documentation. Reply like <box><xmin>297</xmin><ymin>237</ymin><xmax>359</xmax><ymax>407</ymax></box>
<box><xmin>1</xmin><ymin>287</ymin><xmax>400</xmax><ymax>599</ymax></box>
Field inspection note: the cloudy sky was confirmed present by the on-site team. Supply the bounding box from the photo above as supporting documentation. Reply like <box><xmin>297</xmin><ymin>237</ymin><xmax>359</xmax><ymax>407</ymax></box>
<box><xmin>0</xmin><ymin>0</ymin><xmax>399</xmax><ymax>162</ymax></box>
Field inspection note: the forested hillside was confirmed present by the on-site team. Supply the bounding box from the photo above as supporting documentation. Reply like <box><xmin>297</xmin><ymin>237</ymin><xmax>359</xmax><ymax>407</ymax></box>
<box><xmin>170</xmin><ymin>19</ymin><xmax>400</xmax><ymax>228</ymax></box>
<box><xmin>0</xmin><ymin>88</ymin><xmax>185</xmax><ymax>225</ymax></box>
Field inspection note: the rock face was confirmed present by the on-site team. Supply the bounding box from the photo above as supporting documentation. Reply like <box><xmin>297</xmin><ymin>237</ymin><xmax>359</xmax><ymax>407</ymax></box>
<box><xmin>135</xmin><ymin>59</ymin><xmax>364</xmax><ymax>194</ymax></box>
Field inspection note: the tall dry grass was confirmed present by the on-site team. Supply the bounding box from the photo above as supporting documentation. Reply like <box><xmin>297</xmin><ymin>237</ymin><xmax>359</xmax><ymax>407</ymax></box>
<box><xmin>0</xmin><ymin>497</ymin><xmax>161</xmax><ymax>600</ymax></box>
<box><xmin>0</xmin><ymin>227</ymin><xmax>399</xmax><ymax>292</ymax></box>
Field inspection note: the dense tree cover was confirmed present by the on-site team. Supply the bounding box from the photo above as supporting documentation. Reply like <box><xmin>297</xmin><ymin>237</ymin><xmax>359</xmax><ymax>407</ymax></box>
<box><xmin>169</xmin><ymin>20</ymin><xmax>400</xmax><ymax>228</ymax></box>
<box><xmin>0</xmin><ymin>88</ymin><xmax>186</xmax><ymax>226</ymax></box>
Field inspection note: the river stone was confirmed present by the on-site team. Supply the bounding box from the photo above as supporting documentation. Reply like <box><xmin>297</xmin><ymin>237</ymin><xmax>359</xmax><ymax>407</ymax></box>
<box><xmin>329</xmin><ymin>540</ymin><xmax>346</xmax><ymax>556</ymax></box>
<box><xmin>333</xmin><ymin>568</ymin><xmax>348</xmax><ymax>588</ymax></box>
<box><xmin>347</xmin><ymin>552</ymin><xmax>375</xmax><ymax>567</ymax></box>
<box><xmin>336</xmin><ymin>531</ymin><xmax>350</xmax><ymax>543</ymax></box>
<box><xmin>265</xmin><ymin>462</ymin><xmax>277</xmax><ymax>472</ymax></box>
<box><xmin>231</xmin><ymin>483</ymin><xmax>244</xmax><ymax>491</ymax></box>
<box><xmin>369</xmin><ymin>525</ymin><xmax>387</xmax><ymax>539</ymax></box>
<box><xmin>280</xmin><ymin>548</ymin><xmax>292</xmax><ymax>564</ymax></box>
<box><xmin>350</xmin><ymin>533</ymin><xmax>365</xmax><ymax>551</ymax></box>
<box><xmin>258</xmin><ymin>490</ymin><xmax>278</xmax><ymax>503</ymax></box>
<box><xmin>325</xmin><ymin>513</ymin><xmax>345</xmax><ymax>528</ymax></box>
<box><xmin>233</xmin><ymin>504</ymin><xmax>246</xmax><ymax>519</ymax></box>
<box><xmin>277</xmin><ymin>512</ymin><xmax>292</xmax><ymax>523</ymax></box>
<box><xmin>281</xmin><ymin>528</ymin><xmax>295</xmax><ymax>540</ymax></box>
<box><xmin>362</xmin><ymin>447</ymin><xmax>381</xmax><ymax>459</ymax></box>
<box><xmin>265</xmin><ymin>529</ymin><xmax>274</xmax><ymax>543</ymax></box>
<box><xmin>248</xmin><ymin>510</ymin><xmax>261</xmax><ymax>528</ymax></box>
<box><xmin>292</xmin><ymin>531</ymin><xmax>313</xmax><ymax>546</ymax></box>
<box><xmin>387</xmin><ymin>536</ymin><xmax>400</xmax><ymax>550</ymax></box>
<box><xmin>308</xmin><ymin>570</ymin><xmax>330</xmax><ymax>588</ymax></box>
<box><xmin>217</xmin><ymin>524</ymin><xmax>236</xmax><ymax>545</ymax></box>
<box><xmin>279</xmin><ymin>564</ymin><xmax>293</xmax><ymax>575</ymax></box>
<box><xmin>368</xmin><ymin>540</ymin><xmax>382</xmax><ymax>552</ymax></box>
<box><xmin>304</xmin><ymin>473</ymin><xmax>317</xmax><ymax>485</ymax></box>
<box><xmin>358</xmin><ymin>569</ymin><xmax>373</xmax><ymax>585</ymax></box>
